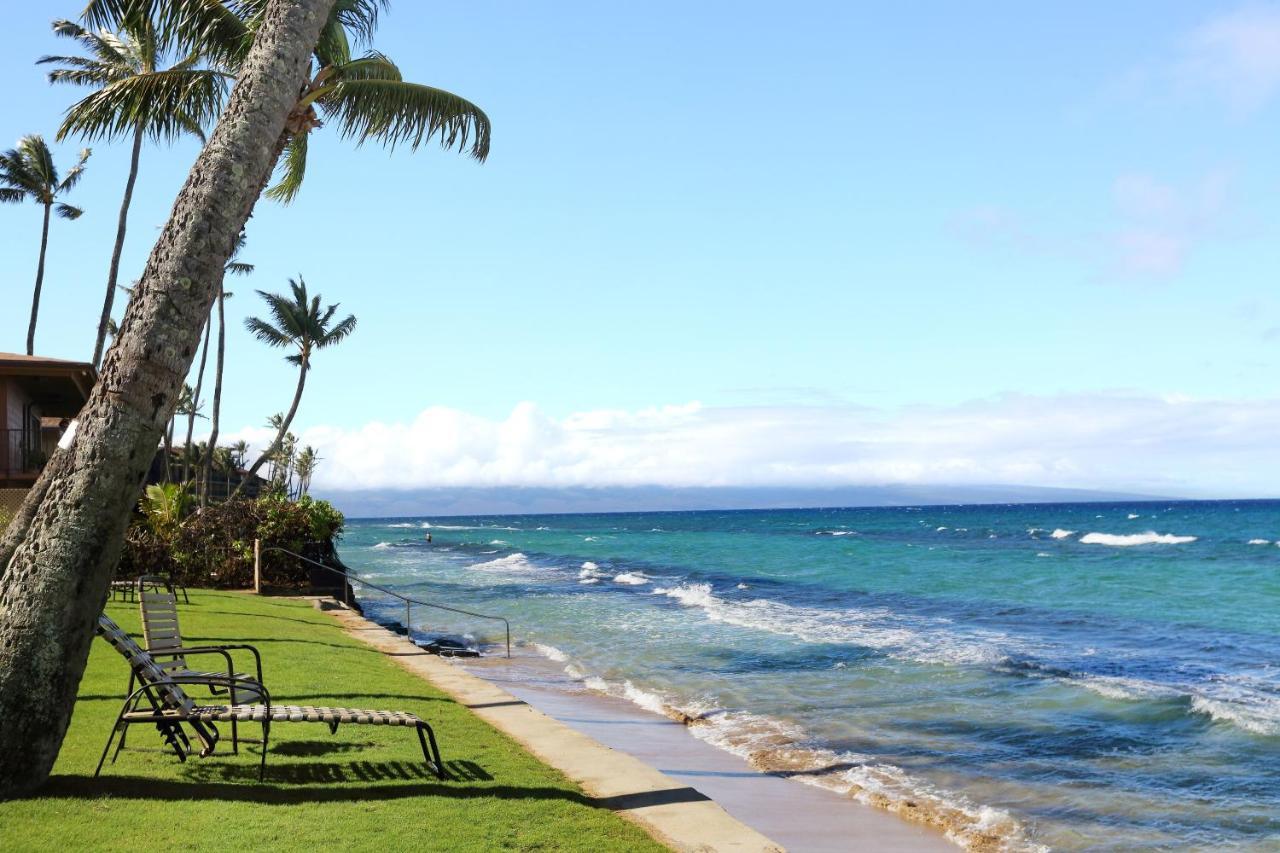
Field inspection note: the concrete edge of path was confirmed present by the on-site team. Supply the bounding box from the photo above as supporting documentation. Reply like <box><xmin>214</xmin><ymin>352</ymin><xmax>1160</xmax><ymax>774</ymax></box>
<box><xmin>307</xmin><ymin>597</ymin><xmax>785</xmax><ymax>853</ymax></box>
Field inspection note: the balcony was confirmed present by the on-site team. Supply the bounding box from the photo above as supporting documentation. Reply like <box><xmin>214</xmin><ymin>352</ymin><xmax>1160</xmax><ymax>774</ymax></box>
<box><xmin>1</xmin><ymin>428</ymin><xmax>49</xmax><ymax>483</ymax></box>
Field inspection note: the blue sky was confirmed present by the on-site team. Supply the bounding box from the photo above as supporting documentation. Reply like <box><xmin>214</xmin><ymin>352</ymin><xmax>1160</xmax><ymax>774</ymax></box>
<box><xmin>2</xmin><ymin>2</ymin><xmax>1279</xmax><ymax>497</ymax></box>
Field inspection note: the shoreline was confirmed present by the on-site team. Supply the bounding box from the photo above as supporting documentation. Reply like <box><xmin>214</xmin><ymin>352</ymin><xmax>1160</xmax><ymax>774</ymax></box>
<box><xmin>313</xmin><ymin>597</ymin><xmax>955</xmax><ymax>852</ymax></box>
<box><xmin>459</xmin><ymin>650</ymin><xmax>958</xmax><ymax>853</ymax></box>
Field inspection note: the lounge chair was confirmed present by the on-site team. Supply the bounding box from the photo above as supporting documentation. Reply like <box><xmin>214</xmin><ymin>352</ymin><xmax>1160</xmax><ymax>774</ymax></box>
<box><xmin>133</xmin><ymin>580</ymin><xmax>266</xmax><ymax>752</ymax></box>
<box><xmin>94</xmin><ymin>613</ymin><xmax>445</xmax><ymax>781</ymax></box>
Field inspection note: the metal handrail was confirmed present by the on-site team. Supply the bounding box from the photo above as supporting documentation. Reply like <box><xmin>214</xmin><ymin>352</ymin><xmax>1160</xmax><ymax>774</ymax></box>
<box><xmin>262</xmin><ymin>546</ymin><xmax>511</xmax><ymax>657</ymax></box>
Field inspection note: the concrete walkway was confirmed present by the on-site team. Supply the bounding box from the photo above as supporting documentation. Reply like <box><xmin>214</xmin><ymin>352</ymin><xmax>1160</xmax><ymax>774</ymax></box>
<box><xmin>314</xmin><ymin>599</ymin><xmax>783</xmax><ymax>852</ymax></box>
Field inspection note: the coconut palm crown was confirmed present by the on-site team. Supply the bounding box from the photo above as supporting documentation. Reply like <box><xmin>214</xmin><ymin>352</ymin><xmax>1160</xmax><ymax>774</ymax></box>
<box><xmin>84</xmin><ymin>0</ymin><xmax>490</xmax><ymax>204</ymax></box>
<box><xmin>39</xmin><ymin>13</ymin><xmax>230</xmax><ymax>368</ymax></box>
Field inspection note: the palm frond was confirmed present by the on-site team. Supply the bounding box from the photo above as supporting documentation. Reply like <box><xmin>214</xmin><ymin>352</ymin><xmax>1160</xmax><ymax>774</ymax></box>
<box><xmin>319</xmin><ymin>313</ymin><xmax>357</xmax><ymax>347</ymax></box>
<box><xmin>0</xmin><ymin>187</ymin><xmax>27</xmax><ymax>203</ymax></box>
<box><xmin>317</xmin><ymin>79</ymin><xmax>490</xmax><ymax>161</ymax></box>
<box><xmin>243</xmin><ymin>316</ymin><xmax>293</xmax><ymax>348</ymax></box>
<box><xmin>55</xmin><ymin>203</ymin><xmax>84</xmax><ymax>219</ymax></box>
<box><xmin>225</xmin><ymin>261</ymin><xmax>254</xmax><ymax>276</ymax></box>
<box><xmin>58</xmin><ymin>149</ymin><xmax>92</xmax><ymax>192</ymax></box>
<box><xmin>264</xmin><ymin>131</ymin><xmax>308</xmax><ymax>203</ymax></box>
<box><xmin>331</xmin><ymin>0</ymin><xmax>389</xmax><ymax>46</ymax></box>
<box><xmin>56</xmin><ymin>67</ymin><xmax>228</xmax><ymax>143</ymax></box>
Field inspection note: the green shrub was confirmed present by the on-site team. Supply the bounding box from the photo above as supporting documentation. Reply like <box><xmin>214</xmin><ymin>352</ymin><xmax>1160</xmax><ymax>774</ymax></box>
<box><xmin>118</xmin><ymin>495</ymin><xmax>344</xmax><ymax>589</ymax></box>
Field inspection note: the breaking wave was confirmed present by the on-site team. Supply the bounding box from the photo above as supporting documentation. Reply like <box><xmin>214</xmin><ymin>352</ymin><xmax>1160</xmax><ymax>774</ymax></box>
<box><xmin>1079</xmin><ymin>531</ymin><xmax>1198</xmax><ymax>546</ymax></box>
<box><xmin>1050</xmin><ymin>529</ymin><xmax>1074</xmax><ymax>539</ymax></box>
<box><xmin>469</xmin><ymin>552</ymin><xmax>540</xmax><ymax>573</ymax></box>
<box><xmin>647</xmin><ymin>583</ymin><xmax>1022</xmax><ymax>666</ymax></box>
<box><xmin>612</xmin><ymin>572</ymin><xmax>651</xmax><ymax>586</ymax></box>
<box><xmin>563</xmin><ymin>665</ymin><xmax>1041</xmax><ymax>851</ymax></box>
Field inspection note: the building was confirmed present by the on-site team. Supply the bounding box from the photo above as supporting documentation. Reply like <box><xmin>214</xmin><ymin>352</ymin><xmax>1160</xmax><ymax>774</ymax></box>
<box><xmin>1</xmin><ymin>352</ymin><xmax>97</xmax><ymax>486</ymax></box>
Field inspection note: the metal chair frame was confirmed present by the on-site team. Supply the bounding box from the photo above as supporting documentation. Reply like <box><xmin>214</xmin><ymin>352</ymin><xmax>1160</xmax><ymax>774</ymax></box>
<box><xmin>95</xmin><ymin>616</ymin><xmax>445</xmax><ymax>782</ymax></box>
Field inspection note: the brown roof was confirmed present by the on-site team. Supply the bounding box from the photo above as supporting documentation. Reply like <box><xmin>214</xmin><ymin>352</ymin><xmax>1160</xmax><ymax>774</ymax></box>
<box><xmin>0</xmin><ymin>352</ymin><xmax>95</xmax><ymax>370</ymax></box>
<box><xmin>0</xmin><ymin>353</ymin><xmax>97</xmax><ymax>417</ymax></box>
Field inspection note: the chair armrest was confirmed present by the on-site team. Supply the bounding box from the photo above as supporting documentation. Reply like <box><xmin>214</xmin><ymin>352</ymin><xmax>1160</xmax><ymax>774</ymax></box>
<box><xmin>167</xmin><ymin>674</ymin><xmax>272</xmax><ymax>707</ymax></box>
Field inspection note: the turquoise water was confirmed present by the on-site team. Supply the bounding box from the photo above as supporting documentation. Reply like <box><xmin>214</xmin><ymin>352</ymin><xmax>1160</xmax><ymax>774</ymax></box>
<box><xmin>338</xmin><ymin>501</ymin><xmax>1280</xmax><ymax>850</ymax></box>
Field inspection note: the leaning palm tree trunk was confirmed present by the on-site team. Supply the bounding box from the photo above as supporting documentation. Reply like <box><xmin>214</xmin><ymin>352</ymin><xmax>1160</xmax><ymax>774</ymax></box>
<box><xmin>201</xmin><ymin>285</ymin><xmax>226</xmax><ymax>506</ymax></box>
<box><xmin>91</xmin><ymin>126</ymin><xmax>144</xmax><ymax>369</ymax></box>
<box><xmin>0</xmin><ymin>0</ymin><xmax>337</xmax><ymax>797</ymax></box>
<box><xmin>26</xmin><ymin>203</ymin><xmax>52</xmax><ymax>355</ymax></box>
<box><xmin>233</xmin><ymin>364</ymin><xmax>306</xmax><ymax>497</ymax></box>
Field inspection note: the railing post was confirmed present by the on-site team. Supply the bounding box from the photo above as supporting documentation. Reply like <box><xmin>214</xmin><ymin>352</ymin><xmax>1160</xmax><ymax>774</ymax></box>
<box><xmin>405</xmin><ymin>601</ymin><xmax>412</xmax><ymax>642</ymax></box>
<box><xmin>254</xmin><ymin>538</ymin><xmax>261</xmax><ymax>594</ymax></box>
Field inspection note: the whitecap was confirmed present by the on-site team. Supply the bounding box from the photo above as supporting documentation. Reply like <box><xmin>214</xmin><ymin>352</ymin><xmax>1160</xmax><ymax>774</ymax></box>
<box><xmin>372</xmin><ymin>542</ymin><xmax>392</xmax><ymax>549</ymax></box>
<box><xmin>612</xmin><ymin>572</ymin><xmax>650</xmax><ymax>586</ymax></box>
<box><xmin>386</xmin><ymin>523</ymin><xmax>415</xmax><ymax>528</ymax></box>
<box><xmin>1127</xmin><ymin>513</ymin><xmax>1141</xmax><ymax>520</ymax></box>
<box><xmin>1050</xmin><ymin>529</ymin><xmax>1074</xmax><ymax>539</ymax></box>
<box><xmin>531</xmin><ymin>642</ymin><xmax>568</xmax><ymax>662</ymax></box>
<box><xmin>936</xmin><ymin>526</ymin><xmax>948</xmax><ymax>531</ymax></box>
<box><xmin>1035</xmin><ymin>552</ymin><xmax>1051</xmax><ymax>558</ymax></box>
<box><xmin>1079</xmin><ymin>531</ymin><xmax>1197</xmax><ymax>546</ymax></box>
<box><xmin>736</xmin><ymin>582</ymin><xmax>750</xmax><ymax>589</ymax></box>
<box><xmin>470</xmin><ymin>552</ymin><xmax>539</xmax><ymax>573</ymax></box>
<box><xmin>1248</xmin><ymin>539</ymin><xmax>1270</xmax><ymax>545</ymax></box>
<box><xmin>578</xmin><ymin>562</ymin><xmax>608</xmax><ymax>581</ymax></box>
<box><xmin>653</xmin><ymin>582</ymin><xmax>715</xmax><ymax>607</ymax></box>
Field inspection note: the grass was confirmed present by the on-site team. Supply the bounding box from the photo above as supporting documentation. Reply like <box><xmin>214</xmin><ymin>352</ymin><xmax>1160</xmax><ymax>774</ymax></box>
<box><xmin>0</xmin><ymin>590</ymin><xmax>665</xmax><ymax>852</ymax></box>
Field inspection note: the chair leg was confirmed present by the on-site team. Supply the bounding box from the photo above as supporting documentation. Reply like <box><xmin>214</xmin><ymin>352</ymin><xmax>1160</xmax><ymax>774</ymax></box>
<box><xmin>95</xmin><ymin>716</ymin><xmax>125</xmax><ymax>777</ymax></box>
<box><xmin>258</xmin><ymin>721</ymin><xmax>270</xmax><ymax>782</ymax></box>
<box><xmin>416</xmin><ymin>723</ymin><xmax>446</xmax><ymax>779</ymax></box>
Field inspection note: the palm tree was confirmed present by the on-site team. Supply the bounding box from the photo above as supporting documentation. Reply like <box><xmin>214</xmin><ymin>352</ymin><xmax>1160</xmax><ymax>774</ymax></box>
<box><xmin>295</xmin><ymin>445</ymin><xmax>320</xmax><ymax>497</ymax></box>
<box><xmin>0</xmin><ymin>135</ymin><xmax>90</xmax><ymax>355</ymax></box>
<box><xmin>39</xmin><ymin>15</ymin><xmax>228</xmax><ymax>368</ymax></box>
<box><xmin>200</xmin><ymin>233</ymin><xmax>252</xmax><ymax>505</ymax></box>
<box><xmin>0</xmin><ymin>0</ymin><xmax>338</xmax><ymax>796</ymax></box>
<box><xmin>85</xmin><ymin>0</ymin><xmax>490</xmax><ymax>204</ymax></box>
<box><xmin>233</xmin><ymin>278</ymin><xmax>355</xmax><ymax>497</ymax></box>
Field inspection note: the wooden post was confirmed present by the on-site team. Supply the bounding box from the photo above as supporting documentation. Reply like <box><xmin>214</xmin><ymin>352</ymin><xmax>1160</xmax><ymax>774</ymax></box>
<box><xmin>253</xmin><ymin>538</ymin><xmax>261</xmax><ymax>594</ymax></box>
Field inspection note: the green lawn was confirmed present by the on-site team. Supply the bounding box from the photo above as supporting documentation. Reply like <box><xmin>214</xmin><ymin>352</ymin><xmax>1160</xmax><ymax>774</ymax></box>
<box><xmin>0</xmin><ymin>591</ymin><xmax>664</xmax><ymax>852</ymax></box>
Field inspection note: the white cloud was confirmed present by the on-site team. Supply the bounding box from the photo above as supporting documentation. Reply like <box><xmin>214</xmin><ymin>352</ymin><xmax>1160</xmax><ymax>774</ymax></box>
<box><xmin>220</xmin><ymin>393</ymin><xmax>1280</xmax><ymax>497</ymax></box>
<box><xmin>1182</xmin><ymin>4</ymin><xmax>1280</xmax><ymax>112</ymax></box>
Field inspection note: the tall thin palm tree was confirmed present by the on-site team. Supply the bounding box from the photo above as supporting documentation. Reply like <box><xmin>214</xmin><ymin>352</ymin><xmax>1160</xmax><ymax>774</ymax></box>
<box><xmin>0</xmin><ymin>135</ymin><xmax>90</xmax><ymax>355</ymax></box>
<box><xmin>232</xmin><ymin>278</ymin><xmax>356</xmax><ymax>497</ymax></box>
<box><xmin>200</xmin><ymin>232</ymin><xmax>252</xmax><ymax>504</ymax></box>
<box><xmin>295</xmin><ymin>445</ymin><xmax>320</xmax><ymax>497</ymax></box>
<box><xmin>40</xmin><ymin>15</ymin><xmax>229</xmax><ymax>368</ymax></box>
<box><xmin>84</xmin><ymin>0</ymin><xmax>490</xmax><ymax>204</ymax></box>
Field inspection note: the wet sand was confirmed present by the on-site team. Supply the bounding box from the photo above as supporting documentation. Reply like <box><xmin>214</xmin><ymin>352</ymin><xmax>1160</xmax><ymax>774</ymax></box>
<box><xmin>457</xmin><ymin>651</ymin><xmax>957</xmax><ymax>852</ymax></box>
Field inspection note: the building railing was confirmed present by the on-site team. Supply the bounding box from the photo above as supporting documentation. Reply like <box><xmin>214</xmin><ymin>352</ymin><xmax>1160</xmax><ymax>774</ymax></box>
<box><xmin>259</xmin><ymin>544</ymin><xmax>512</xmax><ymax>657</ymax></box>
<box><xmin>0</xmin><ymin>428</ymin><xmax>47</xmax><ymax>478</ymax></box>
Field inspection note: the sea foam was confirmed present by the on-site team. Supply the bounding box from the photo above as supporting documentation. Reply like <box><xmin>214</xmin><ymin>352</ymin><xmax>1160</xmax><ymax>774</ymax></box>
<box><xmin>568</xmin><ymin>667</ymin><xmax>1042</xmax><ymax>851</ymax></box>
<box><xmin>1079</xmin><ymin>531</ymin><xmax>1197</xmax><ymax>546</ymax></box>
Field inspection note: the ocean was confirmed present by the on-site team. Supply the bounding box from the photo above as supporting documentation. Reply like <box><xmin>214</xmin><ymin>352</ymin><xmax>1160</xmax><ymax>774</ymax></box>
<box><xmin>337</xmin><ymin>500</ymin><xmax>1280</xmax><ymax>850</ymax></box>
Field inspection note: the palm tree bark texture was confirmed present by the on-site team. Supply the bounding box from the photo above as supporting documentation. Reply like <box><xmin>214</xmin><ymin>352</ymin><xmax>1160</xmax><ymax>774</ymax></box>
<box><xmin>0</xmin><ymin>0</ymin><xmax>337</xmax><ymax>797</ymax></box>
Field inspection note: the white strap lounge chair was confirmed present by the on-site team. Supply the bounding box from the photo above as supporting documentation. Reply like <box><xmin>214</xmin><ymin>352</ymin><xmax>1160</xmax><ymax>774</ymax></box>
<box><xmin>94</xmin><ymin>614</ymin><xmax>445</xmax><ymax>781</ymax></box>
<box><xmin>125</xmin><ymin>580</ymin><xmax>265</xmax><ymax>753</ymax></box>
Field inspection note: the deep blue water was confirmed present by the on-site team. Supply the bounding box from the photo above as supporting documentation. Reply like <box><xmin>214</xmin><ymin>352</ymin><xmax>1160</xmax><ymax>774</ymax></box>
<box><xmin>337</xmin><ymin>500</ymin><xmax>1280</xmax><ymax>850</ymax></box>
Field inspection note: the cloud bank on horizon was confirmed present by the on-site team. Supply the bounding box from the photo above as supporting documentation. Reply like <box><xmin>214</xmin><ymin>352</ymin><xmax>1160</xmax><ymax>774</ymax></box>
<box><xmin>222</xmin><ymin>393</ymin><xmax>1280</xmax><ymax>498</ymax></box>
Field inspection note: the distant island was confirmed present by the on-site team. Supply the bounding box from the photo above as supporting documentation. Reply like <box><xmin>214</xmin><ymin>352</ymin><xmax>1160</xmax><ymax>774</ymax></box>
<box><xmin>323</xmin><ymin>483</ymin><xmax>1173</xmax><ymax>517</ymax></box>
